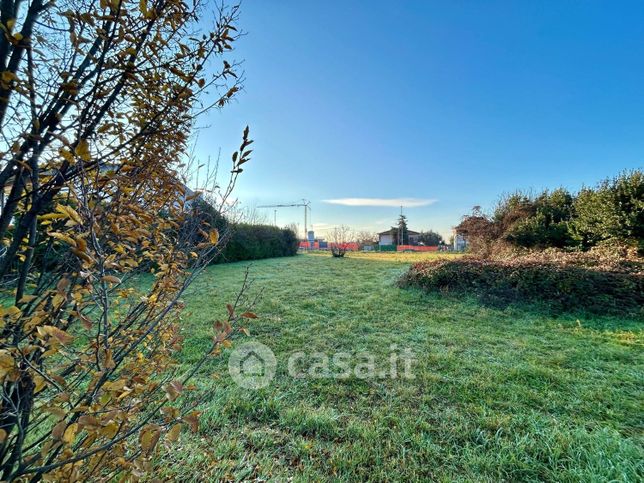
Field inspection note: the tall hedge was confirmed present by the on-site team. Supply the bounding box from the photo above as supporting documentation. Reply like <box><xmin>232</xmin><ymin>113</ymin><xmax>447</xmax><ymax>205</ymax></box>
<box><xmin>456</xmin><ymin>170</ymin><xmax>643</xmax><ymax>253</ymax></box>
<box><xmin>217</xmin><ymin>223</ymin><xmax>299</xmax><ymax>263</ymax></box>
<box><xmin>573</xmin><ymin>170</ymin><xmax>644</xmax><ymax>250</ymax></box>
<box><xmin>181</xmin><ymin>199</ymin><xmax>299</xmax><ymax>263</ymax></box>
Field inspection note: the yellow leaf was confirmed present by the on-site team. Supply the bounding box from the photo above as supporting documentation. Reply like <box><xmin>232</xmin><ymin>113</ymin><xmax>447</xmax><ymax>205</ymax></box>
<box><xmin>0</xmin><ymin>350</ymin><xmax>15</xmax><ymax>381</ymax></box>
<box><xmin>74</xmin><ymin>139</ymin><xmax>90</xmax><ymax>161</ymax></box>
<box><xmin>38</xmin><ymin>212</ymin><xmax>67</xmax><ymax>221</ymax></box>
<box><xmin>100</xmin><ymin>421</ymin><xmax>119</xmax><ymax>439</ymax></box>
<box><xmin>208</xmin><ymin>229</ymin><xmax>219</xmax><ymax>245</ymax></box>
<box><xmin>4</xmin><ymin>306</ymin><xmax>21</xmax><ymax>317</ymax></box>
<box><xmin>166</xmin><ymin>423</ymin><xmax>182</xmax><ymax>442</ymax></box>
<box><xmin>63</xmin><ymin>423</ymin><xmax>78</xmax><ymax>445</ymax></box>
<box><xmin>56</xmin><ymin>205</ymin><xmax>83</xmax><ymax>225</ymax></box>
<box><xmin>33</xmin><ymin>373</ymin><xmax>46</xmax><ymax>392</ymax></box>
<box><xmin>48</xmin><ymin>231</ymin><xmax>75</xmax><ymax>246</ymax></box>
<box><xmin>140</xmin><ymin>424</ymin><xmax>161</xmax><ymax>454</ymax></box>
<box><xmin>1</xmin><ymin>71</ymin><xmax>16</xmax><ymax>83</ymax></box>
<box><xmin>6</xmin><ymin>19</ymin><xmax>15</xmax><ymax>31</ymax></box>
<box><xmin>37</xmin><ymin>326</ymin><xmax>74</xmax><ymax>345</ymax></box>
<box><xmin>59</xmin><ymin>148</ymin><xmax>74</xmax><ymax>164</ymax></box>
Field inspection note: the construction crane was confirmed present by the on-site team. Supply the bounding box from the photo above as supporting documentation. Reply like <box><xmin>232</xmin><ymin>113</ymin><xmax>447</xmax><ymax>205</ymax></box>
<box><xmin>257</xmin><ymin>199</ymin><xmax>311</xmax><ymax>238</ymax></box>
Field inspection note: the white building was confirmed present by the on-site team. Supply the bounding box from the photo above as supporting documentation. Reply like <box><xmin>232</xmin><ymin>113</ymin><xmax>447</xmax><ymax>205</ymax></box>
<box><xmin>378</xmin><ymin>229</ymin><xmax>420</xmax><ymax>246</ymax></box>
<box><xmin>453</xmin><ymin>233</ymin><xmax>467</xmax><ymax>251</ymax></box>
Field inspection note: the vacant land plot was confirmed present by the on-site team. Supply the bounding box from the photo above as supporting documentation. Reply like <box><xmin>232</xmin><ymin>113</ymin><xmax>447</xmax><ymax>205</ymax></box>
<box><xmin>159</xmin><ymin>252</ymin><xmax>643</xmax><ymax>481</ymax></box>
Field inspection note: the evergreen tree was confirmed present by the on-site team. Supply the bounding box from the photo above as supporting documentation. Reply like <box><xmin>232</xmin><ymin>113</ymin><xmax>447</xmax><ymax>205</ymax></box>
<box><xmin>396</xmin><ymin>214</ymin><xmax>410</xmax><ymax>245</ymax></box>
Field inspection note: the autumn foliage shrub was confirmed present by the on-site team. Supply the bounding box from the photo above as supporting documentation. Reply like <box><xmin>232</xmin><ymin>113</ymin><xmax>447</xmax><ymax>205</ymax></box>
<box><xmin>0</xmin><ymin>1</ymin><xmax>257</xmax><ymax>480</ymax></box>
<box><xmin>399</xmin><ymin>249</ymin><xmax>643</xmax><ymax>315</ymax></box>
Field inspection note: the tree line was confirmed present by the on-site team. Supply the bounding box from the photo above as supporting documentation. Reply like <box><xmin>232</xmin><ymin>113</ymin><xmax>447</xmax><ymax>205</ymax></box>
<box><xmin>455</xmin><ymin>170</ymin><xmax>643</xmax><ymax>255</ymax></box>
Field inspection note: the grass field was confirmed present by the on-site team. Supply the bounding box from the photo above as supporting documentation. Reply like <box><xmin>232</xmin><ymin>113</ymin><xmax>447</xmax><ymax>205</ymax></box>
<box><xmin>158</xmin><ymin>252</ymin><xmax>643</xmax><ymax>481</ymax></box>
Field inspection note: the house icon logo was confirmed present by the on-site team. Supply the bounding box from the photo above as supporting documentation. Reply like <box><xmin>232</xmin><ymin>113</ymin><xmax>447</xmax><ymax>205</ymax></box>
<box><xmin>228</xmin><ymin>342</ymin><xmax>276</xmax><ymax>389</ymax></box>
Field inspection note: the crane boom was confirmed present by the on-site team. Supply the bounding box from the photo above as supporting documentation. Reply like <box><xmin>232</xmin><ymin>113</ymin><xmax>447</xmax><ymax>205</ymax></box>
<box><xmin>257</xmin><ymin>199</ymin><xmax>311</xmax><ymax>238</ymax></box>
<box><xmin>257</xmin><ymin>204</ymin><xmax>303</xmax><ymax>208</ymax></box>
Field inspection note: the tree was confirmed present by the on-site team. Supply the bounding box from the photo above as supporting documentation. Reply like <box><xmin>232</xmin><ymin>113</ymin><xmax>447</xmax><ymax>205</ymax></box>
<box><xmin>235</xmin><ymin>204</ymin><xmax>270</xmax><ymax>225</ymax></box>
<box><xmin>0</xmin><ymin>1</ymin><xmax>255</xmax><ymax>480</ymax></box>
<box><xmin>395</xmin><ymin>214</ymin><xmax>409</xmax><ymax>245</ymax></box>
<box><xmin>329</xmin><ymin>225</ymin><xmax>353</xmax><ymax>257</ymax></box>
<box><xmin>417</xmin><ymin>230</ymin><xmax>444</xmax><ymax>246</ymax></box>
<box><xmin>355</xmin><ymin>230</ymin><xmax>377</xmax><ymax>248</ymax></box>
<box><xmin>455</xmin><ymin>170</ymin><xmax>644</xmax><ymax>255</ymax></box>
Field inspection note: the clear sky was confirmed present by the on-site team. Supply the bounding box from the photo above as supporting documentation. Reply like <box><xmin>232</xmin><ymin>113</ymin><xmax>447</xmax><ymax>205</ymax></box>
<box><xmin>195</xmin><ymin>0</ymin><xmax>644</xmax><ymax>240</ymax></box>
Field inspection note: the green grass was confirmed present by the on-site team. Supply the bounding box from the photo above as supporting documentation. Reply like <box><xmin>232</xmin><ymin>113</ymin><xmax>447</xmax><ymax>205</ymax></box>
<box><xmin>157</xmin><ymin>252</ymin><xmax>643</xmax><ymax>481</ymax></box>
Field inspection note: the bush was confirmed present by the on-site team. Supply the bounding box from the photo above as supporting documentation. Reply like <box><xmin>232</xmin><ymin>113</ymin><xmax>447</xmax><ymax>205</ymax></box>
<box><xmin>505</xmin><ymin>188</ymin><xmax>576</xmax><ymax>248</ymax></box>
<box><xmin>181</xmin><ymin>199</ymin><xmax>298</xmax><ymax>263</ymax></box>
<box><xmin>455</xmin><ymin>170</ymin><xmax>643</xmax><ymax>255</ymax></box>
<box><xmin>218</xmin><ymin>223</ymin><xmax>299</xmax><ymax>263</ymax></box>
<box><xmin>399</xmin><ymin>250</ymin><xmax>643</xmax><ymax>315</ymax></box>
<box><xmin>573</xmin><ymin>170</ymin><xmax>644</xmax><ymax>251</ymax></box>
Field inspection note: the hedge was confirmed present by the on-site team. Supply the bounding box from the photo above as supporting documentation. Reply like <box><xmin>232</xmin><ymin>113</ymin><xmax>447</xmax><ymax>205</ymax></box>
<box><xmin>216</xmin><ymin>223</ymin><xmax>299</xmax><ymax>263</ymax></box>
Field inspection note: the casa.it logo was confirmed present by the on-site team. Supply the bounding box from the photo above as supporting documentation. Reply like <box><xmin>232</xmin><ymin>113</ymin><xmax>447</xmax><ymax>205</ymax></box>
<box><xmin>228</xmin><ymin>342</ymin><xmax>277</xmax><ymax>389</ymax></box>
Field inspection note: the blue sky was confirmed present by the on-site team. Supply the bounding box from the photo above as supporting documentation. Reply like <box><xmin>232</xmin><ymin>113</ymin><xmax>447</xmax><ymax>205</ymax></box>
<box><xmin>195</xmin><ymin>0</ymin><xmax>644</xmax><ymax>240</ymax></box>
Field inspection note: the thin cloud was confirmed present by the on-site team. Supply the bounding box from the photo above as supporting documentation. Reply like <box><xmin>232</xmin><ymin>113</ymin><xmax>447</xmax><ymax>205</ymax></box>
<box><xmin>323</xmin><ymin>198</ymin><xmax>437</xmax><ymax>208</ymax></box>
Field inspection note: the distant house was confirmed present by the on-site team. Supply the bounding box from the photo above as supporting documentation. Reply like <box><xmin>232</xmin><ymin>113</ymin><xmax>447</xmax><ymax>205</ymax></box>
<box><xmin>378</xmin><ymin>229</ymin><xmax>420</xmax><ymax>246</ymax></box>
<box><xmin>453</xmin><ymin>232</ymin><xmax>467</xmax><ymax>251</ymax></box>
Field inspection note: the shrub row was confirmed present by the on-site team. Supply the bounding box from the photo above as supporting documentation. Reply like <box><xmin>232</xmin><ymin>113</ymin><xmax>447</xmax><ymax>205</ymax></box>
<box><xmin>181</xmin><ymin>199</ymin><xmax>299</xmax><ymax>264</ymax></box>
<box><xmin>399</xmin><ymin>251</ymin><xmax>643</xmax><ymax>315</ymax></box>
<box><xmin>216</xmin><ymin>223</ymin><xmax>299</xmax><ymax>263</ymax></box>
